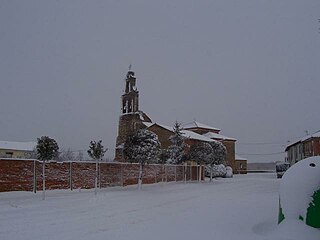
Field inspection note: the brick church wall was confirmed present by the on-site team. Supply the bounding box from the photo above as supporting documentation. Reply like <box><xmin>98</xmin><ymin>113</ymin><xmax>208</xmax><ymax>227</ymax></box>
<box><xmin>147</xmin><ymin>125</ymin><xmax>173</xmax><ymax>149</ymax></box>
<box><xmin>0</xmin><ymin>159</ymin><xmax>204</xmax><ymax>192</ymax></box>
<box><xmin>222</xmin><ymin>140</ymin><xmax>236</xmax><ymax>170</ymax></box>
<box><xmin>115</xmin><ymin>113</ymin><xmax>151</xmax><ymax>161</ymax></box>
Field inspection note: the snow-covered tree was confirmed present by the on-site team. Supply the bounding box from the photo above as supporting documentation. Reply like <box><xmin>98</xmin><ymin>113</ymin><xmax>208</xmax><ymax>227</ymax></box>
<box><xmin>159</xmin><ymin>148</ymin><xmax>170</xmax><ymax>165</ymax></box>
<box><xmin>36</xmin><ymin>136</ymin><xmax>59</xmax><ymax>161</ymax></box>
<box><xmin>205</xmin><ymin>164</ymin><xmax>227</xmax><ymax>178</ymax></box>
<box><xmin>58</xmin><ymin>148</ymin><xmax>75</xmax><ymax>162</ymax></box>
<box><xmin>189</xmin><ymin>142</ymin><xmax>213</xmax><ymax>165</ymax></box>
<box><xmin>87</xmin><ymin>140</ymin><xmax>107</xmax><ymax>160</ymax></box>
<box><xmin>207</xmin><ymin>141</ymin><xmax>227</xmax><ymax>181</ymax></box>
<box><xmin>123</xmin><ymin>129</ymin><xmax>161</xmax><ymax>190</ymax></box>
<box><xmin>87</xmin><ymin>140</ymin><xmax>107</xmax><ymax>195</ymax></box>
<box><xmin>167</xmin><ymin>121</ymin><xmax>188</xmax><ymax>164</ymax></box>
<box><xmin>189</xmin><ymin>142</ymin><xmax>213</xmax><ymax>182</ymax></box>
<box><xmin>36</xmin><ymin>136</ymin><xmax>59</xmax><ymax>200</ymax></box>
<box><xmin>210</xmin><ymin>141</ymin><xmax>226</xmax><ymax>165</ymax></box>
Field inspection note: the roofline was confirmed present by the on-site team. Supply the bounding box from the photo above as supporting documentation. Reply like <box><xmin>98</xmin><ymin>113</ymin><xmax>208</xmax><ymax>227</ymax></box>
<box><xmin>147</xmin><ymin>123</ymin><xmax>174</xmax><ymax>133</ymax></box>
<box><xmin>285</xmin><ymin>130</ymin><xmax>320</xmax><ymax>151</ymax></box>
<box><xmin>285</xmin><ymin>140</ymin><xmax>301</xmax><ymax>151</ymax></box>
<box><xmin>182</xmin><ymin>121</ymin><xmax>221</xmax><ymax>131</ymax></box>
<box><xmin>184</xmin><ymin>126</ymin><xmax>221</xmax><ymax>131</ymax></box>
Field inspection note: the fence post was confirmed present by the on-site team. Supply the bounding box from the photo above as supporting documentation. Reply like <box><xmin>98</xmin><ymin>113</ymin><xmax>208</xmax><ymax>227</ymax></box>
<box><xmin>184</xmin><ymin>164</ymin><xmax>187</xmax><ymax>183</ymax></box>
<box><xmin>120</xmin><ymin>163</ymin><xmax>124</xmax><ymax>187</ymax></box>
<box><xmin>175</xmin><ymin>165</ymin><xmax>177</xmax><ymax>182</ymax></box>
<box><xmin>165</xmin><ymin>165</ymin><xmax>167</xmax><ymax>182</ymax></box>
<box><xmin>201</xmin><ymin>165</ymin><xmax>204</xmax><ymax>181</ymax></box>
<box><xmin>99</xmin><ymin>162</ymin><xmax>101</xmax><ymax>189</ymax></box>
<box><xmin>42</xmin><ymin>160</ymin><xmax>46</xmax><ymax>200</ymax></box>
<box><xmin>197</xmin><ymin>165</ymin><xmax>199</xmax><ymax>182</ymax></box>
<box><xmin>70</xmin><ymin>161</ymin><xmax>73</xmax><ymax>191</ymax></box>
<box><xmin>33</xmin><ymin>159</ymin><xmax>36</xmax><ymax>193</ymax></box>
<box><xmin>190</xmin><ymin>165</ymin><xmax>192</xmax><ymax>181</ymax></box>
<box><xmin>94</xmin><ymin>159</ymin><xmax>98</xmax><ymax>196</ymax></box>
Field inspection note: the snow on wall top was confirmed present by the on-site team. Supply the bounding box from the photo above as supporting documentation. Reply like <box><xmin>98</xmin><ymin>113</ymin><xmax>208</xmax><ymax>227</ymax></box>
<box><xmin>0</xmin><ymin>141</ymin><xmax>36</xmax><ymax>151</ymax></box>
<box><xmin>235</xmin><ymin>154</ymin><xmax>247</xmax><ymax>161</ymax></box>
<box><xmin>182</xmin><ymin>121</ymin><xmax>221</xmax><ymax>131</ymax></box>
<box><xmin>202</xmin><ymin>132</ymin><xmax>236</xmax><ymax>141</ymax></box>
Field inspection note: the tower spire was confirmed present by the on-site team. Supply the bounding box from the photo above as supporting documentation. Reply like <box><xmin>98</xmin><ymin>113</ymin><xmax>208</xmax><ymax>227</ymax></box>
<box><xmin>122</xmin><ymin>69</ymin><xmax>139</xmax><ymax>114</ymax></box>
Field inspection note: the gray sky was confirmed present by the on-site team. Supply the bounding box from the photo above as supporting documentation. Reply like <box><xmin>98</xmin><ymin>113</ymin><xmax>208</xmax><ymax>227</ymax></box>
<box><xmin>1</xmin><ymin>0</ymin><xmax>319</xmax><ymax>162</ymax></box>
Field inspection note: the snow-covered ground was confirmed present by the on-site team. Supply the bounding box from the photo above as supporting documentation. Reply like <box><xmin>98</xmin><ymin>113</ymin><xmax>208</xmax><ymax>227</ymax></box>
<box><xmin>0</xmin><ymin>173</ymin><xmax>318</xmax><ymax>240</ymax></box>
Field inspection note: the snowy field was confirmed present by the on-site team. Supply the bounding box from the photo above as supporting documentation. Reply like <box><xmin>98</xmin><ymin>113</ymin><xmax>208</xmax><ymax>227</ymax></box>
<box><xmin>0</xmin><ymin>173</ymin><xmax>318</xmax><ymax>240</ymax></box>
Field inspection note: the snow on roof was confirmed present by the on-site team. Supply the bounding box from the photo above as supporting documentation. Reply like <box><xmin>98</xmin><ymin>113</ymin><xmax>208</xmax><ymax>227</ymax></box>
<box><xmin>0</xmin><ymin>141</ymin><xmax>36</xmax><ymax>151</ymax></box>
<box><xmin>285</xmin><ymin>139</ymin><xmax>301</xmax><ymax>150</ymax></box>
<box><xmin>286</xmin><ymin>130</ymin><xmax>320</xmax><ymax>150</ymax></box>
<box><xmin>202</xmin><ymin>132</ymin><xmax>236</xmax><ymax>141</ymax></box>
<box><xmin>235</xmin><ymin>154</ymin><xmax>247</xmax><ymax>161</ymax></box>
<box><xmin>182</xmin><ymin>121</ymin><xmax>221</xmax><ymax>131</ymax></box>
<box><xmin>147</xmin><ymin>123</ymin><xmax>215</xmax><ymax>142</ymax></box>
<box><xmin>139</xmin><ymin>112</ymin><xmax>145</xmax><ymax>121</ymax></box>
<box><xmin>182</xmin><ymin>130</ymin><xmax>215</xmax><ymax>142</ymax></box>
<box><xmin>143</xmin><ymin>122</ymin><xmax>154</xmax><ymax>128</ymax></box>
<box><xmin>301</xmin><ymin>130</ymin><xmax>320</xmax><ymax>142</ymax></box>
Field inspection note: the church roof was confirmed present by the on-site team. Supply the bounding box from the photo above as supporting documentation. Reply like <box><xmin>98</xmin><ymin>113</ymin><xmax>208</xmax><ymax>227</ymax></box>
<box><xmin>146</xmin><ymin>123</ymin><xmax>173</xmax><ymax>131</ymax></box>
<box><xmin>142</xmin><ymin>122</ymin><xmax>154</xmax><ymax>128</ymax></box>
<box><xmin>183</xmin><ymin>121</ymin><xmax>220</xmax><ymax>131</ymax></box>
<box><xmin>182</xmin><ymin>130</ymin><xmax>215</xmax><ymax>143</ymax></box>
<box><xmin>146</xmin><ymin>123</ymin><xmax>215</xmax><ymax>143</ymax></box>
<box><xmin>202</xmin><ymin>132</ymin><xmax>237</xmax><ymax>141</ymax></box>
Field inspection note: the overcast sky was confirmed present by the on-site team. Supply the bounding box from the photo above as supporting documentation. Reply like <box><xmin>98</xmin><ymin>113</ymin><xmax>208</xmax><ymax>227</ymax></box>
<box><xmin>1</xmin><ymin>0</ymin><xmax>319</xmax><ymax>162</ymax></box>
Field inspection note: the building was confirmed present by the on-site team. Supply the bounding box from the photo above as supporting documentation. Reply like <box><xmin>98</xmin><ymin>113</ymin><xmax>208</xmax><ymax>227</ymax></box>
<box><xmin>235</xmin><ymin>154</ymin><xmax>247</xmax><ymax>174</ymax></box>
<box><xmin>146</xmin><ymin>122</ymin><xmax>216</xmax><ymax>148</ymax></box>
<box><xmin>146</xmin><ymin>122</ymin><xmax>239</xmax><ymax>170</ymax></box>
<box><xmin>184</xmin><ymin>121</ymin><xmax>237</xmax><ymax>171</ymax></box>
<box><xmin>0</xmin><ymin>141</ymin><xmax>36</xmax><ymax>159</ymax></box>
<box><xmin>115</xmin><ymin>70</ymin><xmax>152</xmax><ymax>161</ymax></box>
<box><xmin>115</xmin><ymin>70</ymin><xmax>241</xmax><ymax>173</ymax></box>
<box><xmin>285</xmin><ymin>130</ymin><xmax>320</xmax><ymax>166</ymax></box>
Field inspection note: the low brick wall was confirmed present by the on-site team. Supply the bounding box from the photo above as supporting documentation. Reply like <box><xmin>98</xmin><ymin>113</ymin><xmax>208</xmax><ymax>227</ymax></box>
<box><xmin>0</xmin><ymin>159</ymin><xmax>204</xmax><ymax>192</ymax></box>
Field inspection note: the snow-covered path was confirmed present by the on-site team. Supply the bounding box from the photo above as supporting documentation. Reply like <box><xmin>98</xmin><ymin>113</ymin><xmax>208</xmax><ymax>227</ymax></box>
<box><xmin>0</xmin><ymin>174</ymin><xmax>317</xmax><ymax>240</ymax></box>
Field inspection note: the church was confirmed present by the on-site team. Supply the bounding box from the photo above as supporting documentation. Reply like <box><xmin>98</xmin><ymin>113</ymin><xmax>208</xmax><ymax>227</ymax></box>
<box><xmin>115</xmin><ymin>70</ymin><xmax>247</xmax><ymax>174</ymax></box>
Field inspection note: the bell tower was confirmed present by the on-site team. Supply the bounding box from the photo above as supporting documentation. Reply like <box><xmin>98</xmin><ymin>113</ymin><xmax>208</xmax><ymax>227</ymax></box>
<box><xmin>121</xmin><ymin>71</ymin><xmax>139</xmax><ymax>114</ymax></box>
<box><xmin>115</xmin><ymin>69</ymin><xmax>152</xmax><ymax>161</ymax></box>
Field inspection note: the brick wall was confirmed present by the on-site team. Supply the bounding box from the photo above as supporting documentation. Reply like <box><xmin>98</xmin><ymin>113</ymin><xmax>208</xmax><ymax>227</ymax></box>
<box><xmin>234</xmin><ymin>160</ymin><xmax>247</xmax><ymax>174</ymax></box>
<box><xmin>222</xmin><ymin>140</ymin><xmax>236</xmax><ymax>170</ymax></box>
<box><xmin>148</xmin><ymin>124</ymin><xmax>173</xmax><ymax>149</ymax></box>
<box><xmin>0</xmin><ymin>159</ymin><xmax>204</xmax><ymax>192</ymax></box>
